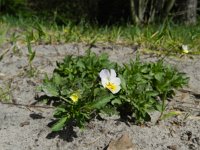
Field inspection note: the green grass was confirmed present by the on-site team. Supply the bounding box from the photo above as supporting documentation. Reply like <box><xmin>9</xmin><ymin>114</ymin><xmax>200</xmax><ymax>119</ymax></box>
<box><xmin>0</xmin><ymin>81</ymin><xmax>12</xmax><ymax>102</ymax></box>
<box><xmin>1</xmin><ymin>15</ymin><xmax>200</xmax><ymax>55</ymax></box>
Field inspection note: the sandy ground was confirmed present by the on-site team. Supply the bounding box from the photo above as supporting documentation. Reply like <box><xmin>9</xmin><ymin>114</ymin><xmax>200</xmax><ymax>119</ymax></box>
<box><xmin>0</xmin><ymin>43</ymin><xmax>200</xmax><ymax>150</ymax></box>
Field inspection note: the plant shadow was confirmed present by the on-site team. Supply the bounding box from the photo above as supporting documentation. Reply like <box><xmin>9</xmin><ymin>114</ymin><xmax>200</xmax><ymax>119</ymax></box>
<box><xmin>34</xmin><ymin>94</ymin><xmax>78</xmax><ymax>142</ymax></box>
<box><xmin>34</xmin><ymin>94</ymin><xmax>62</xmax><ymax>107</ymax></box>
<box><xmin>117</xmin><ymin>103</ymin><xmax>135</xmax><ymax>126</ymax></box>
<box><xmin>46</xmin><ymin>120</ymin><xmax>77</xmax><ymax>142</ymax></box>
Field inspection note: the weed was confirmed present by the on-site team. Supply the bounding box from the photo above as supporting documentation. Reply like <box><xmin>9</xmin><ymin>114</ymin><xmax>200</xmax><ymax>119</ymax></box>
<box><xmin>0</xmin><ymin>15</ymin><xmax>200</xmax><ymax>55</ymax></box>
<box><xmin>0</xmin><ymin>22</ymin><xmax>8</xmax><ymax>46</ymax></box>
<box><xmin>25</xmin><ymin>36</ymin><xmax>37</xmax><ymax>77</ymax></box>
<box><xmin>0</xmin><ymin>81</ymin><xmax>12</xmax><ymax>102</ymax></box>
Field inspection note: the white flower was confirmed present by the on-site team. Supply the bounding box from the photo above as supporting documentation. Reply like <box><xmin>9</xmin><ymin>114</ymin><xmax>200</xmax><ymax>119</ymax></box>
<box><xmin>99</xmin><ymin>69</ymin><xmax>121</xmax><ymax>94</ymax></box>
<box><xmin>182</xmin><ymin>45</ymin><xmax>189</xmax><ymax>54</ymax></box>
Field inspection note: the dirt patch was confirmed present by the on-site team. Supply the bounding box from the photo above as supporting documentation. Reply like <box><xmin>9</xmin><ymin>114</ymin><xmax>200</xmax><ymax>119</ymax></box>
<box><xmin>0</xmin><ymin>43</ymin><xmax>200</xmax><ymax>150</ymax></box>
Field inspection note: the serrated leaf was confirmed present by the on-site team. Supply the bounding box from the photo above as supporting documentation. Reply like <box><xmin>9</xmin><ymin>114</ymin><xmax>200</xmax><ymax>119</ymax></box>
<box><xmin>141</xmin><ymin>67</ymin><xmax>149</xmax><ymax>73</ymax></box>
<box><xmin>54</xmin><ymin>107</ymin><xmax>67</xmax><ymax>116</ymax></box>
<box><xmin>146</xmin><ymin>91</ymin><xmax>159</xmax><ymax>97</ymax></box>
<box><xmin>77</xmin><ymin>60</ymin><xmax>85</xmax><ymax>69</ymax></box>
<box><xmin>42</xmin><ymin>83</ymin><xmax>59</xmax><ymax>97</ymax></box>
<box><xmin>99</xmin><ymin>106</ymin><xmax>119</xmax><ymax>120</ymax></box>
<box><xmin>51</xmin><ymin>117</ymin><xmax>68</xmax><ymax>131</ymax></box>
<box><xmin>53</xmin><ymin>73</ymin><xmax>62</xmax><ymax>86</ymax></box>
<box><xmin>119</xmin><ymin>74</ymin><xmax>126</xmax><ymax>90</ymax></box>
<box><xmin>91</xmin><ymin>95</ymin><xmax>114</xmax><ymax>109</ymax></box>
<box><xmin>155</xmin><ymin>73</ymin><xmax>164</xmax><ymax>81</ymax></box>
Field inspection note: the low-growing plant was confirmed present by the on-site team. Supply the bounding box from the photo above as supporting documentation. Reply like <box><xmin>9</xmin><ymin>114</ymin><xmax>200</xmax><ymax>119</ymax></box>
<box><xmin>40</xmin><ymin>51</ymin><xmax>117</xmax><ymax>131</ymax></box>
<box><xmin>119</xmin><ymin>57</ymin><xmax>188</xmax><ymax>123</ymax></box>
<box><xmin>1</xmin><ymin>15</ymin><xmax>200</xmax><ymax>54</ymax></box>
<box><xmin>0</xmin><ymin>81</ymin><xmax>12</xmax><ymax>102</ymax></box>
<box><xmin>40</xmin><ymin>51</ymin><xmax>188</xmax><ymax>131</ymax></box>
<box><xmin>25</xmin><ymin>36</ymin><xmax>37</xmax><ymax>77</ymax></box>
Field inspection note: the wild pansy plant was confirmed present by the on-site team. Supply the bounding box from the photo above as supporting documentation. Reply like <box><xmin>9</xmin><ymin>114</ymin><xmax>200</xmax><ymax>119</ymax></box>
<box><xmin>40</xmin><ymin>51</ymin><xmax>188</xmax><ymax>131</ymax></box>
<box><xmin>40</xmin><ymin>50</ymin><xmax>118</xmax><ymax>131</ymax></box>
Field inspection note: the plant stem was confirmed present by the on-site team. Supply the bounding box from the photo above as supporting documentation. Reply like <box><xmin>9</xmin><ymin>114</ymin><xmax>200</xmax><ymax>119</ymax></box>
<box><xmin>59</xmin><ymin>96</ymin><xmax>72</xmax><ymax>103</ymax></box>
<box><xmin>157</xmin><ymin>92</ymin><xmax>167</xmax><ymax>123</ymax></box>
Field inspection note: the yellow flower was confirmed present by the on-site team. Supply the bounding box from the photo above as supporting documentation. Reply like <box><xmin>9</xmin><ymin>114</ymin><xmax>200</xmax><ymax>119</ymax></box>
<box><xmin>64</xmin><ymin>28</ymin><xmax>68</xmax><ymax>33</ymax></box>
<box><xmin>70</xmin><ymin>93</ymin><xmax>79</xmax><ymax>103</ymax></box>
<box><xmin>99</xmin><ymin>69</ymin><xmax>121</xmax><ymax>94</ymax></box>
<box><xmin>182</xmin><ymin>45</ymin><xmax>189</xmax><ymax>54</ymax></box>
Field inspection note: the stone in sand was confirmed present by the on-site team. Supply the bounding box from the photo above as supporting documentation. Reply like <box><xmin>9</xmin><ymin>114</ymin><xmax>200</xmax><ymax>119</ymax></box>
<box><xmin>107</xmin><ymin>132</ymin><xmax>136</xmax><ymax>150</ymax></box>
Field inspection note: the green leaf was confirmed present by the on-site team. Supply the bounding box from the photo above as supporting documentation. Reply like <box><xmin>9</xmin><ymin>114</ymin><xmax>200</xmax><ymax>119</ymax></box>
<box><xmin>155</xmin><ymin>73</ymin><xmax>164</xmax><ymax>81</ymax></box>
<box><xmin>42</xmin><ymin>83</ymin><xmax>59</xmax><ymax>97</ymax></box>
<box><xmin>99</xmin><ymin>106</ymin><xmax>119</xmax><ymax>120</ymax></box>
<box><xmin>111</xmin><ymin>99</ymin><xmax>122</xmax><ymax>105</ymax></box>
<box><xmin>99</xmin><ymin>53</ymin><xmax>109</xmax><ymax>61</ymax></box>
<box><xmin>0</xmin><ymin>54</ymin><xmax>4</xmax><ymax>61</ymax></box>
<box><xmin>119</xmin><ymin>95</ymin><xmax>130</xmax><ymax>102</ymax></box>
<box><xmin>93</xmin><ymin>88</ymin><xmax>101</xmax><ymax>97</ymax></box>
<box><xmin>155</xmin><ymin>104</ymin><xmax>162</xmax><ymax>112</ymax></box>
<box><xmin>77</xmin><ymin>60</ymin><xmax>85</xmax><ymax>69</ymax></box>
<box><xmin>51</xmin><ymin>117</ymin><xmax>68</xmax><ymax>131</ymax></box>
<box><xmin>146</xmin><ymin>91</ymin><xmax>159</xmax><ymax>97</ymax></box>
<box><xmin>27</xmin><ymin>39</ymin><xmax>32</xmax><ymax>53</ymax></box>
<box><xmin>54</xmin><ymin>73</ymin><xmax>62</xmax><ymax>86</ymax></box>
<box><xmin>91</xmin><ymin>95</ymin><xmax>114</xmax><ymax>109</ymax></box>
<box><xmin>141</xmin><ymin>66</ymin><xmax>149</xmax><ymax>73</ymax></box>
<box><xmin>55</xmin><ymin>107</ymin><xmax>67</xmax><ymax>113</ymax></box>
<box><xmin>119</xmin><ymin>74</ymin><xmax>127</xmax><ymax>90</ymax></box>
<box><xmin>43</xmin><ymin>73</ymin><xmax>50</xmax><ymax>83</ymax></box>
<box><xmin>161</xmin><ymin>111</ymin><xmax>181</xmax><ymax>120</ymax></box>
<box><xmin>143</xmin><ymin>112</ymin><xmax>151</xmax><ymax>122</ymax></box>
<box><xmin>28</xmin><ymin>51</ymin><xmax>36</xmax><ymax>62</ymax></box>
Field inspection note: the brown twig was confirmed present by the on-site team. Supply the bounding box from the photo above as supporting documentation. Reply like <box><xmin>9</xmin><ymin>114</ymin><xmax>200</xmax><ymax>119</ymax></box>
<box><xmin>0</xmin><ymin>101</ymin><xmax>54</xmax><ymax>109</ymax></box>
<box><xmin>178</xmin><ymin>89</ymin><xmax>200</xmax><ymax>96</ymax></box>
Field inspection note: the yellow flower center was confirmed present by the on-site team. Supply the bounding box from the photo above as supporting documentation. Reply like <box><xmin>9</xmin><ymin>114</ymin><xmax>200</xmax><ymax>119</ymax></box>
<box><xmin>70</xmin><ymin>93</ymin><xmax>79</xmax><ymax>103</ymax></box>
<box><xmin>106</xmin><ymin>82</ymin><xmax>117</xmax><ymax>92</ymax></box>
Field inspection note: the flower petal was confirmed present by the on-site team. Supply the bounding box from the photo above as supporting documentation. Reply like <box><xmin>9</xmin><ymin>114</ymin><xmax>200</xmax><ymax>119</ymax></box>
<box><xmin>110</xmin><ymin>69</ymin><xmax>116</xmax><ymax>78</ymax></box>
<box><xmin>101</xmin><ymin>78</ymin><xmax>109</xmax><ymax>88</ymax></box>
<box><xmin>70</xmin><ymin>93</ymin><xmax>79</xmax><ymax>103</ymax></box>
<box><xmin>99</xmin><ymin>69</ymin><xmax>110</xmax><ymax>80</ymax></box>
<box><xmin>110</xmin><ymin>77</ymin><xmax>121</xmax><ymax>85</ymax></box>
<box><xmin>182</xmin><ymin>45</ymin><xmax>188</xmax><ymax>51</ymax></box>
